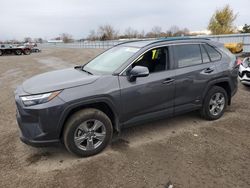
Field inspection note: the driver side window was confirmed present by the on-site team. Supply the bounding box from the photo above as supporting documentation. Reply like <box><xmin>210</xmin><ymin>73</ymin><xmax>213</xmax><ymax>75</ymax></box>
<box><xmin>132</xmin><ymin>47</ymin><xmax>169</xmax><ymax>73</ymax></box>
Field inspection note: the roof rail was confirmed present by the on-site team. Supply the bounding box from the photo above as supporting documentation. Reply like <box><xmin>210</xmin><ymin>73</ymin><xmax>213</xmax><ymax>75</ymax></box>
<box><xmin>158</xmin><ymin>36</ymin><xmax>210</xmax><ymax>41</ymax></box>
<box><xmin>140</xmin><ymin>36</ymin><xmax>210</xmax><ymax>46</ymax></box>
<box><xmin>114</xmin><ymin>36</ymin><xmax>211</xmax><ymax>48</ymax></box>
<box><xmin>114</xmin><ymin>39</ymin><xmax>151</xmax><ymax>47</ymax></box>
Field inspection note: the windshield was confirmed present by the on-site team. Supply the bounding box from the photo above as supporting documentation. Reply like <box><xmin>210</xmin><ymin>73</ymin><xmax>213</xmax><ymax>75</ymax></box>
<box><xmin>83</xmin><ymin>46</ymin><xmax>140</xmax><ymax>74</ymax></box>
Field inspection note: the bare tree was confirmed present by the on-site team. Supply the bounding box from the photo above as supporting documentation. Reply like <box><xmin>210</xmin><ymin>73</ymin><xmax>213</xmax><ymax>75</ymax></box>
<box><xmin>34</xmin><ymin>38</ymin><xmax>43</xmax><ymax>43</ymax></box>
<box><xmin>182</xmin><ymin>28</ymin><xmax>190</xmax><ymax>34</ymax></box>
<box><xmin>166</xmin><ymin>26</ymin><xmax>180</xmax><ymax>36</ymax></box>
<box><xmin>54</xmin><ymin>36</ymin><xmax>61</xmax><ymax>40</ymax></box>
<box><xmin>98</xmin><ymin>24</ymin><xmax>119</xmax><ymax>40</ymax></box>
<box><xmin>145</xmin><ymin>26</ymin><xmax>166</xmax><ymax>38</ymax></box>
<box><xmin>138</xmin><ymin>30</ymin><xmax>145</xmax><ymax>38</ymax></box>
<box><xmin>38</xmin><ymin>38</ymin><xmax>43</xmax><ymax>43</ymax></box>
<box><xmin>151</xmin><ymin>26</ymin><xmax>162</xmax><ymax>37</ymax></box>
<box><xmin>124</xmin><ymin>27</ymin><xmax>139</xmax><ymax>39</ymax></box>
<box><xmin>60</xmin><ymin>33</ymin><xmax>73</xmax><ymax>43</ymax></box>
<box><xmin>165</xmin><ymin>26</ymin><xmax>190</xmax><ymax>37</ymax></box>
<box><xmin>174</xmin><ymin>28</ymin><xmax>190</xmax><ymax>36</ymax></box>
<box><xmin>24</xmin><ymin>37</ymin><xmax>32</xmax><ymax>43</ymax></box>
<box><xmin>87</xmin><ymin>30</ymin><xmax>99</xmax><ymax>41</ymax></box>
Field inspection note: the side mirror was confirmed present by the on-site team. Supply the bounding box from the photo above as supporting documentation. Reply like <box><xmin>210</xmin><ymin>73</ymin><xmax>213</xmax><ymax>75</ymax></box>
<box><xmin>128</xmin><ymin>66</ymin><xmax>149</xmax><ymax>82</ymax></box>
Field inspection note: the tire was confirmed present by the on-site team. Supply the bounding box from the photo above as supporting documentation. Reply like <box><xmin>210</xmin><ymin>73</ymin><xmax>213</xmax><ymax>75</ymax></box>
<box><xmin>23</xmin><ymin>49</ymin><xmax>31</xmax><ymax>55</ymax></box>
<box><xmin>63</xmin><ymin>108</ymin><xmax>113</xmax><ymax>157</ymax></box>
<box><xmin>15</xmin><ymin>49</ymin><xmax>22</xmax><ymax>55</ymax></box>
<box><xmin>200</xmin><ymin>86</ymin><xmax>228</xmax><ymax>120</ymax></box>
<box><xmin>242</xmin><ymin>83</ymin><xmax>250</xmax><ymax>87</ymax></box>
<box><xmin>0</xmin><ymin>50</ymin><xmax>2</xmax><ymax>56</ymax></box>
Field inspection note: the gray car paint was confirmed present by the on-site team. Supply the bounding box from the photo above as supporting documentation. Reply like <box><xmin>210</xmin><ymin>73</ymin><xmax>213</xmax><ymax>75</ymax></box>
<box><xmin>22</xmin><ymin>68</ymin><xmax>99</xmax><ymax>94</ymax></box>
<box><xmin>15</xmin><ymin>38</ymin><xmax>238</xmax><ymax>146</ymax></box>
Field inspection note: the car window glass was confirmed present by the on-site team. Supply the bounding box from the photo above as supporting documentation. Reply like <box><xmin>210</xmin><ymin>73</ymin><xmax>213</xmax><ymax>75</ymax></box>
<box><xmin>201</xmin><ymin>45</ymin><xmax>210</xmax><ymax>63</ymax></box>
<box><xmin>132</xmin><ymin>47</ymin><xmax>169</xmax><ymax>73</ymax></box>
<box><xmin>203</xmin><ymin>44</ymin><xmax>221</xmax><ymax>61</ymax></box>
<box><xmin>175</xmin><ymin>44</ymin><xmax>202</xmax><ymax>68</ymax></box>
<box><xmin>84</xmin><ymin>46</ymin><xmax>139</xmax><ymax>74</ymax></box>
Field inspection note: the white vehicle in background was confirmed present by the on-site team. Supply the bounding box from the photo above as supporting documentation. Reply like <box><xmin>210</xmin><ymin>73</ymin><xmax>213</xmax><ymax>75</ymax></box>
<box><xmin>239</xmin><ymin>57</ymin><xmax>250</xmax><ymax>86</ymax></box>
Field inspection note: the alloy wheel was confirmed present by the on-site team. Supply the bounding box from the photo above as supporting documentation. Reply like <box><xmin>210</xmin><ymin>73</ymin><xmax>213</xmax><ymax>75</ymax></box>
<box><xmin>209</xmin><ymin>92</ymin><xmax>225</xmax><ymax>116</ymax></box>
<box><xmin>74</xmin><ymin>119</ymin><xmax>106</xmax><ymax>151</ymax></box>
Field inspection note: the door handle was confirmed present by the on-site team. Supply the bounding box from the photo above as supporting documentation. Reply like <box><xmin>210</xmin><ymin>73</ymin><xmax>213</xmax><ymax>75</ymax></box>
<box><xmin>162</xmin><ymin>78</ymin><xmax>175</xmax><ymax>84</ymax></box>
<box><xmin>203</xmin><ymin>67</ymin><xmax>214</xmax><ymax>74</ymax></box>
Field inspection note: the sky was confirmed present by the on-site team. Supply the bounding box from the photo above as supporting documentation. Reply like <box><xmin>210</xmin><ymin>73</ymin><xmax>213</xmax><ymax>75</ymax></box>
<box><xmin>0</xmin><ymin>0</ymin><xmax>249</xmax><ymax>40</ymax></box>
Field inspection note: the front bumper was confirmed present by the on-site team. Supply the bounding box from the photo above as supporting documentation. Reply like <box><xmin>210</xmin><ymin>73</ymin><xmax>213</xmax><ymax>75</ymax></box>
<box><xmin>239</xmin><ymin>72</ymin><xmax>250</xmax><ymax>85</ymax></box>
<box><xmin>20</xmin><ymin>134</ymin><xmax>59</xmax><ymax>147</ymax></box>
<box><xmin>239</xmin><ymin>65</ymin><xmax>250</xmax><ymax>85</ymax></box>
<box><xmin>16</xmin><ymin>109</ymin><xmax>60</xmax><ymax>147</ymax></box>
<box><xmin>15</xmin><ymin>87</ymin><xmax>66</xmax><ymax>147</ymax></box>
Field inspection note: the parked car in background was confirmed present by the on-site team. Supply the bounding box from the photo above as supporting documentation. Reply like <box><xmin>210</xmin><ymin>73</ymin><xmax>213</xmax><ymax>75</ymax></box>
<box><xmin>23</xmin><ymin>43</ymin><xmax>41</xmax><ymax>53</ymax></box>
<box><xmin>239</xmin><ymin>57</ymin><xmax>250</xmax><ymax>86</ymax></box>
<box><xmin>15</xmin><ymin>38</ymin><xmax>239</xmax><ymax>157</ymax></box>
<box><xmin>0</xmin><ymin>44</ymin><xmax>31</xmax><ymax>56</ymax></box>
<box><xmin>31</xmin><ymin>47</ymin><xmax>41</xmax><ymax>53</ymax></box>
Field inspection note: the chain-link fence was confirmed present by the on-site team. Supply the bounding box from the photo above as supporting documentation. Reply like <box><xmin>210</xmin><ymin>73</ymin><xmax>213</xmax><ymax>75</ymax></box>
<box><xmin>40</xmin><ymin>33</ymin><xmax>250</xmax><ymax>52</ymax></box>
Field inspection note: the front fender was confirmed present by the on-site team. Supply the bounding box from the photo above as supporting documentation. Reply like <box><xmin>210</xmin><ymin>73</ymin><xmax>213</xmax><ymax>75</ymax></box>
<box><xmin>57</xmin><ymin>96</ymin><xmax>121</xmax><ymax>137</ymax></box>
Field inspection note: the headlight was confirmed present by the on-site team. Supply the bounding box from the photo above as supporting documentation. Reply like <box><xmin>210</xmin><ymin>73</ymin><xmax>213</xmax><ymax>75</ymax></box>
<box><xmin>20</xmin><ymin>91</ymin><xmax>61</xmax><ymax>106</ymax></box>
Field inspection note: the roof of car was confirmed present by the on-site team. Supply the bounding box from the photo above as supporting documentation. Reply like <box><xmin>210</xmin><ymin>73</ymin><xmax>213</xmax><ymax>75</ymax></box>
<box><xmin>118</xmin><ymin>37</ymin><xmax>212</xmax><ymax>48</ymax></box>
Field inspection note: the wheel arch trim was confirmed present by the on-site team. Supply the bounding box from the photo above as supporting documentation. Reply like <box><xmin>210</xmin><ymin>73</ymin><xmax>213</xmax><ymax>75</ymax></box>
<box><xmin>57</xmin><ymin>97</ymin><xmax>120</xmax><ymax>138</ymax></box>
<box><xmin>202</xmin><ymin>77</ymin><xmax>232</xmax><ymax>105</ymax></box>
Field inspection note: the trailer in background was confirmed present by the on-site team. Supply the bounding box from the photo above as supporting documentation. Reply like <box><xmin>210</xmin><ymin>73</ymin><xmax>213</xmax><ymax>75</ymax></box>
<box><xmin>0</xmin><ymin>44</ymin><xmax>31</xmax><ymax>56</ymax></box>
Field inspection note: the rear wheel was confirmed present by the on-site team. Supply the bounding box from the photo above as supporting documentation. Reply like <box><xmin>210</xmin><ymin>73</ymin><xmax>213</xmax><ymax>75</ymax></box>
<box><xmin>200</xmin><ymin>86</ymin><xmax>228</xmax><ymax>120</ymax></box>
<box><xmin>23</xmin><ymin>49</ymin><xmax>31</xmax><ymax>55</ymax></box>
<box><xmin>15</xmin><ymin>49</ymin><xmax>22</xmax><ymax>55</ymax></box>
<box><xmin>63</xmin><ymin>108</ymin><xmax>113</xmax><ymax>157</ymax></box>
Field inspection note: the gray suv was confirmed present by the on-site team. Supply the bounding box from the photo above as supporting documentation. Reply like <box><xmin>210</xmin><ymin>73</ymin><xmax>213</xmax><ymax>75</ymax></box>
<box><xmin>15</xmin><ymin>38</ymin><xmax>239</xmax><ymax>157</ymax></box>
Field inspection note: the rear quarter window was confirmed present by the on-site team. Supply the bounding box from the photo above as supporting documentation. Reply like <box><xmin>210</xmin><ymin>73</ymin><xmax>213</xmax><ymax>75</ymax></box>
<box><xmin>203</xmin><ymin>44</ymin><xmax>221</xmax><ymax>61</ymax></box>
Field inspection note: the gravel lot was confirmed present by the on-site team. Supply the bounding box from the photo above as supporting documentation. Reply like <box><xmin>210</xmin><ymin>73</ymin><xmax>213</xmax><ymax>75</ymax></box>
<box><xmin>0</xmin><ymin>48</ymin><xmax>249</xmax><ymax>188</ymax></box>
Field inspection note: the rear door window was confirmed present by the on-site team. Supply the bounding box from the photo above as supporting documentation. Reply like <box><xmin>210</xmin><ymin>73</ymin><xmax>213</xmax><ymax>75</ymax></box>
<box><xmin>175</xmin><ymin>44</ymin><xmax>202</xmax><ymax>68</ymax></box>
<box><xmin>203</xmin><ymin>44</ymin><xmax>221</xmax><ymax>61</ymax></box>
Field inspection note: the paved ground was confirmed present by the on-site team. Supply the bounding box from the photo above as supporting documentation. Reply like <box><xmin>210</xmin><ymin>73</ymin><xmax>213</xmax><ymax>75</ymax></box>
<box><xmin>0</xmin><ymin>48</ymin><xmax>249</xmax><ymax>188</ymax></box>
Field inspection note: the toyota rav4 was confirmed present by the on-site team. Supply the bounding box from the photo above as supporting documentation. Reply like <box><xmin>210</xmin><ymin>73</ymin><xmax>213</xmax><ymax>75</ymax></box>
<box><xmin>15</xmin><ymin>38</ymin><xmax>239</xmax><ymax>157</ymax></box>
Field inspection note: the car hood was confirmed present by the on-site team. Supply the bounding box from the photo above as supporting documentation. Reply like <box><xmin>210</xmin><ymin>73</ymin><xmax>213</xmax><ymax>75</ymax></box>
<box><xmin>22</xmin><ymin>68</ymin><xmax>100</xmax><ymax>94</ymax></box>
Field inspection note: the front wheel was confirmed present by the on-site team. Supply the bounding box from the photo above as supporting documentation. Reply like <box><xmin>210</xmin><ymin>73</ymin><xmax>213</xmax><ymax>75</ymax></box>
<box><xmin>63</xmin><ymin>108</ymin><xmax>113</xmax><ymax>157</ymax></box>
<box><xmin>200</xmin><ymin>86</ymin><xmax>228</xmax><ymax>120</ymax></box>
<box><xmin>0</xmin><ymin>50</ymin><xmax>2</xmax><ymax>56</ymax></box>
<box><xmin>15</xmin><ymin>49</ymin><xmax>22</xmax><ymax>55</ymax></box>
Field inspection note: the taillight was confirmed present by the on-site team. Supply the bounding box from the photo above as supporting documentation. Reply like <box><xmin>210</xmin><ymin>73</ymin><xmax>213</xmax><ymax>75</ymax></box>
<box><xmin>236</xmin><ymin>58</ymin><xmax>242</xmax><ymax>66</ymax></box>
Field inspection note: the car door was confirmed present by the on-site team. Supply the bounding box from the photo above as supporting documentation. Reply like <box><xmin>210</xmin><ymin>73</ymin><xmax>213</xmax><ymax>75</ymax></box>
<box><xmin>118</xmin><ymin>46</ymin><xmax>176</xmax><ymax>125</ymax></box>
<box><xmin>173</xmin><ymin>43</ymin><xmax>218</xmax><ymax>114</ymax></box>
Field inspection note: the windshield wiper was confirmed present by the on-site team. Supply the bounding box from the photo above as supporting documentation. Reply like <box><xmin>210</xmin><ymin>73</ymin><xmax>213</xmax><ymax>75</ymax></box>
<box><xmin>82</xmin><ymin>69</ymin><xmax>93</xmax><ymax>75</ymax></box>
<box><xmin>81</xmin><ymin>65</ymin><xmax>93</xmax><ymax>75</ymax></box>
<box><xmin>74</xmin><ymin>65</ymin><xmax>93</xmax><ymax>75</ymax></box>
